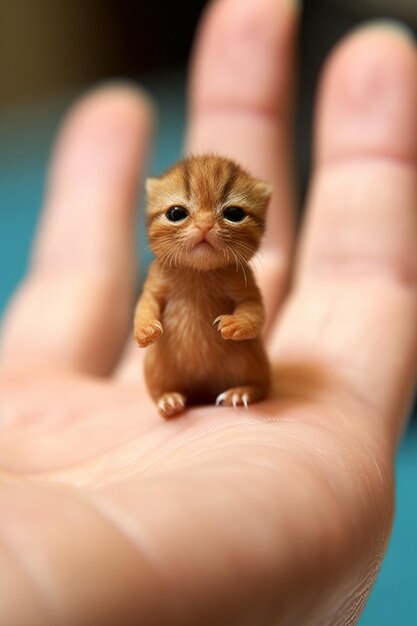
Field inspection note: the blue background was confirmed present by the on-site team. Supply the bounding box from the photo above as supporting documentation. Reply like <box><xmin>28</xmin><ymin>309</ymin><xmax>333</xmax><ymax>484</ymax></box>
<box><xmin>0</xmin><ymin>73</ymin><xmax>416</xmax><ymax>625</ymax></box>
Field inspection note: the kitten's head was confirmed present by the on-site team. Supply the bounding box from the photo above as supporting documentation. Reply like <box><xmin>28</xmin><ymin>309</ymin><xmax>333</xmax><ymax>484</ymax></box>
<box><xmin>146</xmin><ymin>154</ymin><xmax>272</xmax><ymax>271</ymax></box>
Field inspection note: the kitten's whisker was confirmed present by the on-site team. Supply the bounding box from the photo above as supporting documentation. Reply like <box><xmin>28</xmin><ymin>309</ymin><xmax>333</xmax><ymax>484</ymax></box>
<box><xmin>229</xmin><ymin>248</ymin><xmax>239</xmax><ymax>273</ymax></box>
<box><xmin>168</xmin><ymin>247</ymin><xmax>175</xmax><ymax>269</ymax></box>
<box><xmin>234</xmin><ymin>249</ymin><xmax>248</xmax><ymax>286</ymax></box>
<box><xmin>249</xmin><ymin>253</ymin><xmax>264</xmax><ymax>273</ymax></box>
<box><xmin>235</xmin><ymin>242</ymin><xmax>255</xmax><ymax>255</ymax></box>
<box><xmin>175</xmin><ymin>245</ymin><xmax>183</xmax><ymax>268</ymax></box>
<box><xmin>222</xmin><ymin>246</ymin><xmax>231</xmax><ymax>266</ymax></box>
<box><xmin>159</xmin><ymin>247</ymin><xmax>176</xmax><ymax>271</ymax></box>
<box><xmin>171</xmin><ymin>247</ymin><xmax>179</xmax><ymax>269</ymax></box>
<box><xmin>234</xmin><ymin>243</ymin><xmax>262</xmax><ymax>270</ymax></box>
<box><xmin>230</xmin><ymin>248</ymin><xmax>247</xmax><ymax>286</ymax></box>
<box><xmin>225</xmin><ymin>246</ymin><xmax>240</xmax><ymax>274</ymax></box>
<box><xmin>159</xmin><ymin>252</ymin><xmax>169</xmax><ymax>272</ymax></box>
<box><xmin>165</xmin><ymin>250</ymin><xmax>173</xmax><ymax>269</ymax></box>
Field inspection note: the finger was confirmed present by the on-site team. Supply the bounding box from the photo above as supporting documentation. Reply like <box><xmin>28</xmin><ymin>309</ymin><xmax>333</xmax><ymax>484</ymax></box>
<box><xmin>0</xmin><ymin>85</ymin><xmax>153</xmax><ymax>375</ymax></box>
<box><xmin>185</xmin><ymin>0</ymin><xmax>299</xmax><ymax>329</ymax></box>
<box><xmin>271</xmin><ymin>24</ymin><xmax>417</xmax><ymax>444</ymax></box>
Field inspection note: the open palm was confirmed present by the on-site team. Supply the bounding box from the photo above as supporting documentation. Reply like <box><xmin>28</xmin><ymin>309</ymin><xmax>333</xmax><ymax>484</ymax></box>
<box><xmin>1</xmin><ymin>2</ymin><xmax>417</xmax><ymax>624</ymax></box>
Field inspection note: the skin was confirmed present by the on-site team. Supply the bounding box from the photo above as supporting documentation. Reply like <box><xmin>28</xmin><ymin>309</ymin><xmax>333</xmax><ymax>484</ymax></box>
<box><xmin>1</xmin><ymin>0</ymin><xmax>417</xmax><ymax>624</ymax></box>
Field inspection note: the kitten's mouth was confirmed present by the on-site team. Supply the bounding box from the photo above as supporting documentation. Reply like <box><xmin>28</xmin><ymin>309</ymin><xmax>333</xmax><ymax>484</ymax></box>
<box><xmin>186</xmin><ymin>235</ymin><xmax>223</xmax><ymax>269</ymax></box>
<box><xmin>190</xmin><ymin>238</ymin><xmax>217</xmax><ymax>261</ymax></box>
<box><xmin>192</xmin><ymin>234</ymin><xmax>215</xmax><ymax>250</ymax></box>
<box><xmin>194</xmin><ymin>240</ymin><xmax>213</xmax><ymax>249</ymax></box>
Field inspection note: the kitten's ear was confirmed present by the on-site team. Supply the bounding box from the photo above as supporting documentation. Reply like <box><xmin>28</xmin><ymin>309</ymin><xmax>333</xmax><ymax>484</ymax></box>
<box><xmin>145</xmin><ymin>177</ymin><xmax>161</xmax><ymax>198</ymax></box>
<box><xmin>253</xmin><ymin>180</ymin><xmax>273</xmax><ymax>205</ymax></box>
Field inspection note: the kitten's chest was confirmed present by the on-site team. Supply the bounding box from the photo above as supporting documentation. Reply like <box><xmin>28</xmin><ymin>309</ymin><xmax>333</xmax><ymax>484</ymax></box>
<box><xmin>163</xmin><ymin>273</ymin><xmax>233</xmax><ymax>335</ymax></box>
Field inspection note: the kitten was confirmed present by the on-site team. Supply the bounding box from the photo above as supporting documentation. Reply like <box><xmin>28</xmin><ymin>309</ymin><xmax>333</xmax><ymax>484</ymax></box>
<box><xmin>134</xmin><ymin>154</ymin><xmax>271</xmax><ymax>418</ymax></box>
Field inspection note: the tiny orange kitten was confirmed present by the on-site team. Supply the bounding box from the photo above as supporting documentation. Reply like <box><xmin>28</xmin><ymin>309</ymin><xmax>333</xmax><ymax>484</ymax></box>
<box><xmin>134</xmin><ymin>154</ymin><xmax>272</xmax><ymax>418</ymax></box>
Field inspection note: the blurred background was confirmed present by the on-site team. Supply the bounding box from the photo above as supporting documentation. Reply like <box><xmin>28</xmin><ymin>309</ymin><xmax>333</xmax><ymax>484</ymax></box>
<box><xmin>0</xmin><ymin>1</ymin><xmax>416</xmax><ymax>623</ymax></box>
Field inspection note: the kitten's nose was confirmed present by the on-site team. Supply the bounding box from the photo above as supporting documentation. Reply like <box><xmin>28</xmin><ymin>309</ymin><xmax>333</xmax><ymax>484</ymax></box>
<box><xmin>196</xmin><ymin>217</ymin><xmax>214</xmax><ymax>236</ymax></box>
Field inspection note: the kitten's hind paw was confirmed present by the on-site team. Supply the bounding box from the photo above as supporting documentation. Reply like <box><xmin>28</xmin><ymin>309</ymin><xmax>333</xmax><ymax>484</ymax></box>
<box><xmin>157</xmin><ymin>392</ymin><xmax>186</xmax><ymax>418</ymax></box>
<box><xmin>215</xmin><ymin>386</ymin><xmax>264</xmax><ymax>409</ymax></box>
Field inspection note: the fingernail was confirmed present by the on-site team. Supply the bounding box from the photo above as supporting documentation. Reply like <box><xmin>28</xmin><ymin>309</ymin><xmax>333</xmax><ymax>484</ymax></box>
<box><xmin>354</xmin><ymin>18</ymin><xmax>415</xmax><ymax>43</ymax></box>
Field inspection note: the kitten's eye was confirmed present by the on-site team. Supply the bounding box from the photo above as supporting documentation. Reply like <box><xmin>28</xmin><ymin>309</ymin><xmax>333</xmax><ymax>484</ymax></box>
<box><xmin>223</xmin><ymin>206</ymin><xmax>246</xmax><ymax>223</ymax></box>
<box><xmin>166</xmin><ymin>206</ymin><xmax>188</xmax><ymax>222</ymax></box>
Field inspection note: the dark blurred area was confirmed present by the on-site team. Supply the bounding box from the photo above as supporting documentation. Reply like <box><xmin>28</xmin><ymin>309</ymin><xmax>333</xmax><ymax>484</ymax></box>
<box><xmin>0</xmin><ymin>1</ymin><xmax>206</xmax><ymax>105</ymax></box>
<box><xmin>2</xmin><ymin>0</ymin><xmax>417</xmax><ymax>197</ymax></box>
<box><xmin>1</xmin><ymin>0</ymin><xmax>416</xmax><ymax>106</ymax></box>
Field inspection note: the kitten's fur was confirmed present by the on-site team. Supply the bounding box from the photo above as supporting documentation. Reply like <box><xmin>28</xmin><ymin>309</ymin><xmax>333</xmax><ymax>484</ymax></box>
<box><xmin>134</xmin><ymin>154</ymin><xmax>271</xmax><ymax>417</ymax></box>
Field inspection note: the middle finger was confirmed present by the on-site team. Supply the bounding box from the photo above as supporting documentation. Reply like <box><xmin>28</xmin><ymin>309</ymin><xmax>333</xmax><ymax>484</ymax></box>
<box><xmin>116</xmin><ymin>0</ymin><xmax>299</xmax><ymax>383</ymax></box>
<box><xmin>186</xmin><ymin>0</ymin><xmax>299</xmax><ymax>330</ymax></box>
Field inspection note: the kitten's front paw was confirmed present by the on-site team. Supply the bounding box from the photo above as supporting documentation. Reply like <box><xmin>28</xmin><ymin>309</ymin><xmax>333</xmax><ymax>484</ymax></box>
<box><xmin>213</xmin><ymin>315</ymin><xmax>260</xmax><ymax>341</ymax></box>
<box><xmin>134</xmin><ymin>321</ymin><xmax>163</xmax><ymax>347</ymax></box>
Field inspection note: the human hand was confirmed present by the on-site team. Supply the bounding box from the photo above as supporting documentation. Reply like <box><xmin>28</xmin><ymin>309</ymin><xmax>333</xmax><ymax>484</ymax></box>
<box><xmin>1</xmin><ymin>1</ymin><xmax>417</xmax><ymax>624</ymax></box>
